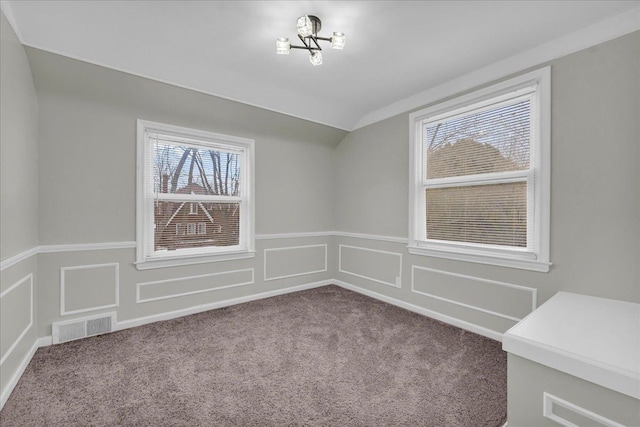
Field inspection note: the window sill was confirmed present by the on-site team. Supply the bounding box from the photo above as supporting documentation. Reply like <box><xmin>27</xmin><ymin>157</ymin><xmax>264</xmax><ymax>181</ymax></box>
<box><xmin>407</xmin><ymin>245</ymin><xmax>551</xmax><ymax>272</ymax></box>
<box><xmin>135</xmin><ymin>250</ymin><xmax>256</xmax><ymax>270</ymax></box>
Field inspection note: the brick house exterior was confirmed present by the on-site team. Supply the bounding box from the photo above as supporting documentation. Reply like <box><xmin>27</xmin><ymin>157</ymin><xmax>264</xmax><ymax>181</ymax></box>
<box><xmin>154</xmin><ymin>183</ymin><xmax>239</xmax><ymax>251</ymax></box>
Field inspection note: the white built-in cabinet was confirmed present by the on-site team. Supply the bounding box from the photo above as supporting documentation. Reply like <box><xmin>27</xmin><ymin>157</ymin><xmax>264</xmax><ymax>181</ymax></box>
<box><xmin>503</xmin><ymin>292</ymin><xmax>640</xmax><ymax>427</ymax></box>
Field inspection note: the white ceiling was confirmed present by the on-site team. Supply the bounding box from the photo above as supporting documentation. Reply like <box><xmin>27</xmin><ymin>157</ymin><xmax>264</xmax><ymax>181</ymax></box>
<box><xmin>3</xmin><ymin>1</ymin><xmax>640</xmax><ymax>130</ymax></box>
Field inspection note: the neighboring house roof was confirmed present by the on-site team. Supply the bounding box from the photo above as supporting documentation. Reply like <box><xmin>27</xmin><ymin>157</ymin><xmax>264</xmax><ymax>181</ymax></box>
<box><xmin>175</xmin><ymin>182</ymin><xmax>207</xmax><ymax>195</ymax></box>
<box><xmin>164</xmin><ymin>184</ymin><xmax>215</xmax><ymax>227</ymax></box>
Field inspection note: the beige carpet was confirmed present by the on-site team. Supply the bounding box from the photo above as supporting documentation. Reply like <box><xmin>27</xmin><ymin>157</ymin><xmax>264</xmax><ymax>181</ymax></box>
<box><xmin>0</xmin><ymin>285</ymin><xmax>507</xmax><ymax>426</ymax></box>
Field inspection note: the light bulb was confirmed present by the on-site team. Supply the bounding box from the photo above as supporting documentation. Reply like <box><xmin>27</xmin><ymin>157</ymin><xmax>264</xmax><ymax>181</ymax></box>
<box><xmin>331</xmin><ymin>32</ymin><xmax>345</xmax><ymax>50</ymax></box>
<box><xmin>297</xmin><ymin>15</ymin><xmax>313</xmax><ymax>37</ymax></box>
<box><xmin>309</xmin><ymin>51</ymin><xmax>323</xmax><ymax>66</ymax></box>
<box><xmin>276</xmin><ymin>37</ymin><xmax>290</xmax><ymax>55</ymax></box>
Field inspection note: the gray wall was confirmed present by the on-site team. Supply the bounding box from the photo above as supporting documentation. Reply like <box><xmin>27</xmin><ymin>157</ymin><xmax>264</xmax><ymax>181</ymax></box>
<box><xmin>28</xmin><ymin>48</ymin><xmax>346</xmax><ymax>244</ymax></box>
<box><xmin>333</xmin><ymin>31</ymin><xmax>640</xmax><ymax>338</ymax></box>
<box><xmin>24</xmin><ymin>47</ymin><xmax>345</xmax><ymax>338</ymax></box>
<box><xmin>0</xmin><ymin>11</ymin><xmax>39</xmax><ymax>400</ymax></box>
<box><xmin>0</xmin><ymin>14</ymin><xmax>38</xmax><ymax>257</ymax></box>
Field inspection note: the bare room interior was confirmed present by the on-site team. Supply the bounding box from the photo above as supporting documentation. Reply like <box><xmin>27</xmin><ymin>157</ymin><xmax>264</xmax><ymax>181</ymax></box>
<box><xmin>1</xmin><ymin>1</ymin><xmax>638</xmax><ymax>426</ymax></box>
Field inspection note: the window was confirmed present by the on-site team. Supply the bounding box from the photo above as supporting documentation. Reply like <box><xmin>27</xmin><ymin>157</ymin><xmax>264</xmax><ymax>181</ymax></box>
<box><xmin>197</xmin><ymin>222</ymin><xmax>207</xmax><ymax>235</ymax></box>
<box><xmin>136</xmin><ymin>120</ymin><xmax>255</xmax><ymax>269</ymax></box>
<box><xmin>186</xmin><ymin>223</ymin><xmax>196</xmax><ymax>235</ymax></box>
<box><xmin>408</xmin><ymin>68</ymin><xmax>550</xmax><ymax>272</ymax></box>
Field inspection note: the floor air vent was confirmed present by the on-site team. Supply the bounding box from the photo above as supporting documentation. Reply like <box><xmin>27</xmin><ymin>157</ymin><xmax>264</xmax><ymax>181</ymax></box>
<box><xmin>52</xmin><ymin>312</ymin><xmax>116</xmax><ymax>344</ymax></box>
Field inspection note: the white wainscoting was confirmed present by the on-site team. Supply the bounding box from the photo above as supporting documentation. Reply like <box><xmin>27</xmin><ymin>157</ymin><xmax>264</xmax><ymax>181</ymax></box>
<box><xmin>0</xmin><ymin>242</ymin><xmax>135</xmax><ymax>273</ymax></box>
<box><xmin>136</xmin><ymin>268</ymin><xmax>255</xmax><ymax>303</ymax></box>
<box><xmin>41</xmin><ymin>241</ymin><xmax>136</xmax><ymax>253</ymax></box>
<box><xmin>0</xmin><ymin>337</ymin><xmax>49</xmax><ymax>410</ymax></box>
<box><xmin>256</xmin><ymin>231</ymin><xmax>334</xmax><ymax>240</ymax></box>
<box><xmin>411</xmin><ymin>265</ymin><xmax>537</xmax><ymax>322</ymax></box>
<box><xmin>338</xmin><ymin>244</ymin><xmax>403</xmax><ymax>288</ymax></box>
<box><xmin>1</xmin><ymin>232</ymin><xmax>544</xmax><ymax>411</ymax></box>
<box><xmin>60</xmin><ymin>263</ymin><xmax>119</xmax><ymax>316</ymax></box>
<box><xmin>0</xmin><ymin>274</ymin><xmax>33</xmax><ymax>366</ymax></box>
<box><xmin>333</xmin><ymin>231</ymin><xmax>408</xmax><ymax>244</ymax></box>
<box><xmin>543</xmin><ymin>392</ymin><xmax>624</xmax><ymax>427</ymax></box>
<box><xmin>0</xmin><ymin>247</ymin><xmax>38</xmax><ymax>272</ymax></box>
<box><xmin>263</xmin><ymin>244</ymin><xmax>328</xmax><ymax>281</ymax></box>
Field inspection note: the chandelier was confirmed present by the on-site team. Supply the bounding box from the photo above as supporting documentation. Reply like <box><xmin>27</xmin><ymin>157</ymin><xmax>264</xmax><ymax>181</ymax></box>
<box><xmin>276</xmin><ymin>15</ymin><xmax>345</xmax><ymax>66</ymax></box>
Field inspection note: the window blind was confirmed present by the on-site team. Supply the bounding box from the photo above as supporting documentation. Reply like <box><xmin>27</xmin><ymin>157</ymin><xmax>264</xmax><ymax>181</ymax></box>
<box><xmin>423</xmin><ymin>97</ymin><xmax>532</xmax><ymax>248</ymax></box>
<box><xmin>147</xmin><ymin>132</ymin><xmax>242</xmax><ymax>253</ymax></box>
<box><xmin>425</xmin><ymin>99</ymin><xmax>530</xmax><ymax>179</ymax></box>
<box><xmin>148</xmin><ymin>134</ymin><xmax>241</xmax><ymax>197</ymax></box>
<box><xmin>426</xmin><ymin>182</ymin><xmax>527</xmax><ymax>247</ymax></box>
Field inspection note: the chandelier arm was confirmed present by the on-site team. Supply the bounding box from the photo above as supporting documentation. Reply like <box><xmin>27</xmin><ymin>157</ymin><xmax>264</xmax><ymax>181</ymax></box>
<box><xmin>297</xmin><ymin>34</ymin><xmax>311</xmax><ymax>49</ymax></box>
<box><xmin>309</xmin><ymin>36</ymin><xmax>323</xmax><ymax>51</ymax></box>
<box><xmin>314</xmin><ymin>36</ymin><xmax>332</xmax><ymax>42</ymax></box>
<box><xmin>290</xmin><ymin>45</ymin><xmax>321</xmax><ymax>51</ymax></box>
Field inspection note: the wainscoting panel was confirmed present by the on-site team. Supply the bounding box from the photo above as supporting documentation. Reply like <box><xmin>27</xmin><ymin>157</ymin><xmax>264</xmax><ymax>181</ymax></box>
<box><xmin>339</xmin><ymin>245</ymin><xmax>402</xmax><ymax>288</ymax></box>
<box><xmin>543</xmin><ymin>392</ymin><xmax>624</xmax><ymax>427</ymax></box>
<box><xmin>60</xmin><ymin>263</ymin><xmax>119</xmax><ymax>316</ymax></box>
<box><xmin>411</xmin><ymin>266</ymin><xmax>536</xmax><ymax>322</ymax></box>
<box><xmin>137</xmin><ymin>268</ymin><xmax>255</xmax><ymax>303</ymax></box>
<box><xmin>0</xmin><ymin>274</ymin><xmax>33</xmax><ymax>365</ymax></box>
<box><xmin>264</xmin><ymin>244</ymin><xmax>327</xmax><ymax>281</ymax></box>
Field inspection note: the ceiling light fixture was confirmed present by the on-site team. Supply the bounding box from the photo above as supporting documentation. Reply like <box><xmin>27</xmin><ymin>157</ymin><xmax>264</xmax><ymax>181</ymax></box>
<box><xmin>276</xmin><ymin>15</ymin><xmax>345</xmax><ymax>66</ymax></box>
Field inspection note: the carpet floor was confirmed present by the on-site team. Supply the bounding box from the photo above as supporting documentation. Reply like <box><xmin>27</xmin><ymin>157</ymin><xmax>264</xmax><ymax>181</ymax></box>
<box><xmin>0</xmin><ymin>285</ymin><xmax>507</xmax><ymax>426</ymax></box>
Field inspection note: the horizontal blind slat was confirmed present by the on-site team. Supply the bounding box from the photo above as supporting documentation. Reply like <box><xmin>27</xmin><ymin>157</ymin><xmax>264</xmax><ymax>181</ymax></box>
<box><xmin>425</xmin><ymin>99</ymin><xmax>531</xmax><ymax>180</ymax></box>
<box><xmin>154</xmin><ymin>201</ymin><xmax>240</xmax><ymax>252</ymax></box>
<box><xmin>426</xmin><ymin>182</ymin><xmax>527</xmax><ymax>248</ymax></box>
<box><xmin>148</xmin><ymin>138</ymin><xmax>242</xmax><ymax>197</ymax></box>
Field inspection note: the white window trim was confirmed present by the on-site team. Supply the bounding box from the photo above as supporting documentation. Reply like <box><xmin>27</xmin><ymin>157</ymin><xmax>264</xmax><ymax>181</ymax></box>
<box><xmin>136</xmin><ymin>119</ymin><xmax>255</xmax><ymax>270</ymax></box>
<box><xmin>408</xmin><ymin>67</ymin><xmax>551</xmax><ymax>272</ymax></box>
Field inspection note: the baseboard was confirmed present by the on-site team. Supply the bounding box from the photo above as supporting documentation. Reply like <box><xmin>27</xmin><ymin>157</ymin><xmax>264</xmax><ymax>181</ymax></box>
<box><xmin>333</xmin><ymin>279</ymin><xmax>504</xmax><ymax>342</ymax></box>
<box><xmin>116</xmin><ymin>279</ymin><xmax>333</xmax><ymax>331</ymax></box>
<box><xmin>36</xmin><ymin>336</ymin><xmax>53</xmax><ymax>347</ymax></box>
<box><xmin>0</xmin><ymin>336</ymin><xmax>50</xmax><ymax>410</ymax></box>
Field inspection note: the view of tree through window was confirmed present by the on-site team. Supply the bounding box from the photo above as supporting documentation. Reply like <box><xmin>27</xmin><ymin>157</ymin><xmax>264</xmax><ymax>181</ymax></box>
<box><xmin>424</xmin><ymin>98</ymin><xmax>530</xmax><ymax>247</ymax></box>
<box><xmin>151</xmin><ymin>141</ymin><xmax>241</xmax><ymax>252</ymax></box>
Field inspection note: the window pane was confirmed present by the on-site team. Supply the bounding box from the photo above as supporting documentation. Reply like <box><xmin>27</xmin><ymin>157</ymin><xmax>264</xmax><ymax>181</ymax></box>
<box><xmin>425</xmin><ymin>99</ymin><xmax>530</xmax><ymax>179</ymax></box>
<box><xmin>426</xmin><ymin>182</ymin><xmax>527</xmax><ymax>247</ymax></box>
<box><xmin>152</xmin><ymin>141</ymin><xmax>241</xmax><ymax>196</ymax></box>
<box><xmin>154</xmin><ymin>201</ymin><xmax>240</xmax><ymax>251</ymax></box>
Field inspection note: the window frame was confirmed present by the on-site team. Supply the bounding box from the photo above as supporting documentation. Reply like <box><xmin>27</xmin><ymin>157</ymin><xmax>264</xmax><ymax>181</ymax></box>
<box><xmin>408</xmin><ymin>68</ymin><xmax>551</xmax><ymax>272</ymax></box>
<box><xmin>186</xmin><ymin>223</ymin><xmax>197</xmax><ymax>235</ymax></box>
<box><xmin>136</xmin><ymin>119</ymin><xmax>255</xmax><ymax>270</ymax></box>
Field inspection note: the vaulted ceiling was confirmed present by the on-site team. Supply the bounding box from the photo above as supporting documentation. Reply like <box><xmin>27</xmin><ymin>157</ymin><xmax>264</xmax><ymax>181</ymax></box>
<box><xmin>3</xmin><ymin>1</ymin><xmax>639</xmax><ymax>130</ymax></box>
